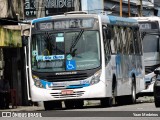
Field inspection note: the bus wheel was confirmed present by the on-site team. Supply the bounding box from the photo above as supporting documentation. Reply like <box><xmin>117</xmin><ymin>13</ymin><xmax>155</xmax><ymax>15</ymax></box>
<box><xmin>44</xmin><ymin>101</ymin><xmax>52</xmax><ymax>110</ymax></box>
<box><xmin>107</xmin><ymin>97</ymin><xmax>113</xmax><ymax>107</ymax></box>
<box><xmin>64</xmin><ymin>100</ymin><xmax>74</xmax><ymax>109</ymax></box>
<box><xmin>116</xmin><ymin>96</ymin><xmax>125</xmax><ymax>105</ymax></box>
<box><xmin>155</xmin><ymin>98</ymin><xmax>160</xmax><ymax>107</ymax></box>
<box><xmin>100</xmin><ymin>97</ymin><xmax>113</xmax><ymax>107</ymax></box>
<box><xmin>74</xmin><ymin>100</ymin><xmax>84</xmax><ymax>109</ymax></box>
<box><xmin>43</xmin><ymin>101</ymin><xmax>62</xmax><ymax>110</ymax></box>
<box><xmin>128</xmin><ymin>77</ymin><xmax>136</xmax><ymax>104</ymax></box>
<box><xmin>100</xmin><ymin>98</ymin><xmax>108</xmax><ymax>107</ymax></box>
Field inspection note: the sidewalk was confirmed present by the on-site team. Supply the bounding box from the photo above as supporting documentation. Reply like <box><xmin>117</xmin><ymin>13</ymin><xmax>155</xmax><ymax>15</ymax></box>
<box><xmin>0</xmin><ymin>105</ymin><xmax>44</xmax><ymax>112</ymax></box>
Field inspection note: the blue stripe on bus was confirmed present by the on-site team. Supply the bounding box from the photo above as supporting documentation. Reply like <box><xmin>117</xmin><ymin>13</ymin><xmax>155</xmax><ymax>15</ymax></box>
<box><xmin>32</xmin><ymin>16</ymin><xmax>53</xmax><ymax>24</ymax></box>
<box><xmin>40</xmin><ymin>80</ymin><xmax>90</xmax><ymax>89</ymax></box>
<box><xmin>108</xmin><ymin>15</ymin><xmax>138</xmax><ymax>24</ymax></box>
<box><xmin>66</xmin><ymin>84</ymin><xmax>90</xmax><ymax>89</ymax></box>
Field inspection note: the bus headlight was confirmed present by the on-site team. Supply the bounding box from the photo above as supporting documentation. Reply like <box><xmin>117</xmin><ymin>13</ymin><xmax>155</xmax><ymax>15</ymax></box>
<box><xmin>33</xmin><ymin>75</ymin><xmax>43</xmax><ymax>88</ymax></box>
<box><xmin>90</xmin><ymin>70</ymin><xmax>101</xmax><ymax>85</ymax></box>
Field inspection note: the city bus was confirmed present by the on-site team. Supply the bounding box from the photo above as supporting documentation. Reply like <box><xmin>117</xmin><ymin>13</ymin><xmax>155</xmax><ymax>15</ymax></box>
<box><xmin>23</xmin><ymin>11</ymin><xmax>145</xmax><ymax>110</ymax></box>
<box><xmin>133</xmin><ymin>17</ymin><xmax>160</xmax><ymax>94</ymax></box>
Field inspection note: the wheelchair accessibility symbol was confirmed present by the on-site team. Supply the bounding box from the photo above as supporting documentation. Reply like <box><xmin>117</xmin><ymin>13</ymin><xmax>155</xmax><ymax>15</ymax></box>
<box><xmin>66</xmin><ymin>60</ymin><xmax>76</xmax><ymax>70</ymax></box>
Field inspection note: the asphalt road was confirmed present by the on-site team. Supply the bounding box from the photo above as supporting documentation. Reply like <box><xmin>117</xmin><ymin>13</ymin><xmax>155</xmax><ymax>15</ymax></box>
<box><xmin>0</xmin><ymin>97</ymin><xmax>160</xmax><ymax>120</ymax></box>
<box><xmin>40</xmin><ymin>97</ymin><xmax>160</xmax><ymax>120</ymax></box>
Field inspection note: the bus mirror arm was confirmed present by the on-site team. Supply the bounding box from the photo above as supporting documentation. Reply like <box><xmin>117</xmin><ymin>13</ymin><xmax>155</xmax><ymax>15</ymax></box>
<box><xmin>22</xmin><ymin>28</ymin><xmax>30</xmax><ymax>46</ymax></box>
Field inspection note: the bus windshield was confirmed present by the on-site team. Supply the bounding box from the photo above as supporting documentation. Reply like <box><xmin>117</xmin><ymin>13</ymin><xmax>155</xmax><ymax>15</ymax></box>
<box><xmin>31</xmin><ymin>30</ymin><xmax>100</xmax><ymax>72</ymax></box>
<box><xmin>143</xmin><ymin>34</ymin><xmax>159</xmax><ymax>53</ymax></box>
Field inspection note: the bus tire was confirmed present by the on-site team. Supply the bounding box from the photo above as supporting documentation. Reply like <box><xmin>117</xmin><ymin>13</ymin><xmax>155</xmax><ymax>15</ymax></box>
<box><xmin>74</xmin><ymin>100</ymin><xmax>84</xmax><ymax>109</ymax></box>
<box><xmin>116</xmin><ymin>96</ymin><xmax>125</xmax><ymax>105</ymax></box>
<box><xmin>112</xmin><ymin>75</ymin><xmax>116</xmax><ymax>105</ymax></box>
<box><xmin>101</xmin><ymin>75</ymin><xmax>116</xmax><ymax>107</ymax></box>
<box><xmin>44</xmin><ymin>101</ymin><xmax>62</xmax><ymax>110</ymax></box>
<box><xmin>44</xmin><ymin>101</ymin><xmax>52</xmax><ymax>110</ymax></box>
<box><xmin>100</xmin><ymin>97</ymin><xmax>113</xmax><ymax>107</ymax></box>
<box><xmin>128</xmin><ymin>76</ymin><xmax>136</xmax><ymax>104</ymax></box>
<box><xmin>64</xmin><ymin>100</ymin><xmax>75</xmax><ymax>109</ymax></box>
<box><xmin>107</xmin><ymin>97</ymin><xmax>113</xmax><ymax>107</ymax></box>
<box><xmin>155</xmin><ymin>98</ymin><xmax>160</xmax><ymax>107</ymax></box>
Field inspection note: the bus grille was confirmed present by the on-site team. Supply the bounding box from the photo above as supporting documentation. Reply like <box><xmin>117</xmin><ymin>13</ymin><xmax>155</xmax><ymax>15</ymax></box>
<box><xmin>50</xmin><ymin>91</ymin><xmax>85</xmax><ymax>98</ymax></box>
<box><xmin>45</xmin><ymin>73</ymin><xmax>88</xmax><ymax>82</ymax></box>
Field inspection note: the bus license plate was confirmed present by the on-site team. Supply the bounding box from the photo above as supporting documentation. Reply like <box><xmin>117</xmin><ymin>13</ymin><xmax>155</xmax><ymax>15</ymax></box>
<box><xmin>61</xmin><ymin>90</ymin><xmax>73</xmax><ymax>95</ymax></box>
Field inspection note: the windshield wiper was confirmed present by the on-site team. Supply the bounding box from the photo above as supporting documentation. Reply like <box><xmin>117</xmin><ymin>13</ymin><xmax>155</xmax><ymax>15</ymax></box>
<box><xmin>70</xmin><ymin>29</ymin><xmax>84</xmax><ymax>53</ymax></box>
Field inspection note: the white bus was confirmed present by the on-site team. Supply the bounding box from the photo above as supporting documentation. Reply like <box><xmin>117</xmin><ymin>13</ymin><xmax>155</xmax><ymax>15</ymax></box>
<box><xmin>133</xmin><ymin>17</ymin><xmax>160</xmax><ymax>94</ymax></box>
<box><xmin>23</xmin><ymin>12</ymin><xmax>145</xmax><ymax>110</ymax></box>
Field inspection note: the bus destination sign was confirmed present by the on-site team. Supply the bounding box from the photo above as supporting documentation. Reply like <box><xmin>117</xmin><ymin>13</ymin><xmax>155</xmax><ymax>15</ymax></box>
<box><xmin>39</xmin><ymin>22</ymin><xmax>53</xmax><ymax>30</ymax></box>
<box><xmin>139</xmin><ymin>22</ymin><xmax>159</xmax><ymax>30</ymax></box>
<box><xmin>54</xmin><ymin>19</ymin><xmax>94</xmax><ymax>29</ymax></box>
<box><xmin>37</xmin><ymin>19</ymin><xmax>95</xmax><ymax>30</ymax></box>
<box><xmin>139</xmin><ymin>23</ymin><xmax>151</xmax><ymax>30</ymax></box>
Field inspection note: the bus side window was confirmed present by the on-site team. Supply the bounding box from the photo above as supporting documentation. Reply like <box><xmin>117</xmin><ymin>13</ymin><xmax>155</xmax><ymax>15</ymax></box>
<box><xmin>121</xmin><ymin>27</ymin><xmax>127</xmax><ymax>54</ymax></box>
<box><xmin>137</xmin><ymin>30</ymin><xmax>143</xmax><ymax>55</ymax></box>
<box><xmin>111</xmin><ymin>26</ymin><xmax>119</xmax><ymax>54</ymax></box>
<box><xmin>110</xmin><ymin>26</ymin><xmax>116</xmax><ymax>54</ymax></box>
<box><xmin>103</xmin><ymin>25</ymin><xmax>112</xmax><ymax>62</ymax></box>
<box><xmin>133</xmin><ymin>28</ymin><xmax>139</xmax><ymax>55</ymax></box>
<box><xmin>124</xmin><ymin>28</ymin><xmax>129</xmax><ymax>54</ymax></box>
<box><xmin>129</xmin><ymin>28</ymin><xmax>134</xmax><ymax>54</ymax></box>
<box><xmin>118</xmin><ymin>27</ymin><xmax>123</xmax><ymax>53</ymax></box>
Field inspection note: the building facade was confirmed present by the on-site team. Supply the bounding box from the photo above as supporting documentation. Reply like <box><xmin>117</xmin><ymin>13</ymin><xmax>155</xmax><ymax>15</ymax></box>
<box><xmin>0</xmin><ymin>0</ymin><xmax>28</xmax><ymax>106</ymax></box>
<box><xmin>24</xmin><ymin>0</ymin><xmax>156</xmax><ymax>19</ymax></box>
<box><xmin>104</xmin><ymin>0</ymin><xmax>155</xmax><ymax>17</ymax></box>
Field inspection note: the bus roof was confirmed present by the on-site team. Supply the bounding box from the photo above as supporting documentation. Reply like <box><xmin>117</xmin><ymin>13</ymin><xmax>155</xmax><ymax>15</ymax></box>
<box><xmin>31</xmin><ymin>12</ymin><xmax>138</xmax><ymax>27</ymax></box>
<box><xmin>32</xmin><ymin>13</ymin><xmax>99</xmax><ymax>24</ymax></box>
<box><xmin>108</xmin><ymin>15</ymin><xmax>137</xmax><ymax>23</ymax></box>
<box><xmin>131</xmin><ymin>16</ymin><xmax>160</xmax><ymax>22</ymax></box>
<box><xmin>32</xmin><ymin>16</ymin><xmax>53</xmax><ymax>24</ymax></box>
<box><xmin>107</xmin><ymin>15</ymin><xmax>138</xmax><ymax>26</ymax></box>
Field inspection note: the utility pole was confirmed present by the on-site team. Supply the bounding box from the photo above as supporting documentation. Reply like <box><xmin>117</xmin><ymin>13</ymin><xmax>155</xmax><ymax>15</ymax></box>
<box><xmin>128</xmin><ymin>0</ymin><xmax>131</xmax><ymax>17</ymax></box>
<box><xmin>120</xmin><ymin>0</ymin><xmax>123</xmax><ymax>17</ymax></box>
<box><xmin>137</xmin><ymin>0</ymin><xmax>143</xmax><ymax>16</ymax></box>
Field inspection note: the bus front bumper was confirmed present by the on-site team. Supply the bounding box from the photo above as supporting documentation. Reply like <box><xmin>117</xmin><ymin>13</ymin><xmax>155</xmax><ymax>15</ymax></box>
<box><xmin>30</xmin><ymin>81</ymin><xmax>108</xmax><ymax>102</ymax></box>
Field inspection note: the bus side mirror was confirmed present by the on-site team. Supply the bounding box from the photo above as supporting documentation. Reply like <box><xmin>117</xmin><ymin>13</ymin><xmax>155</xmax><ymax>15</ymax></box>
<box><xmin>22</xmin><ymin>36</ymin><xmax>28</xmax><ymax>46</ymax></box>
<box><xmin>22</xmin><ymin>28</ymin><xmax>30</xmax><ymax>46</ymax></box>
<box><xmin>154</xmin><ymin>70</ymin><xmax>160</xmax><ymax>75</ymax></box>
